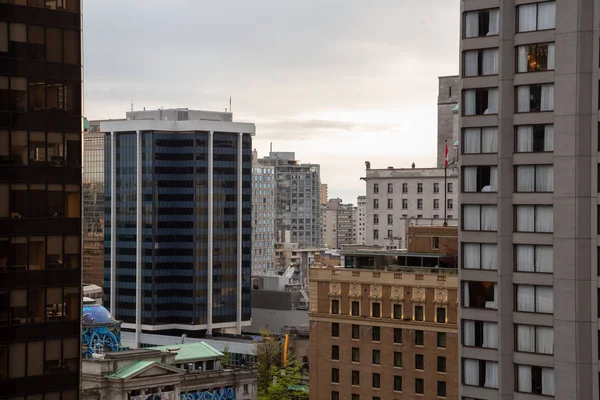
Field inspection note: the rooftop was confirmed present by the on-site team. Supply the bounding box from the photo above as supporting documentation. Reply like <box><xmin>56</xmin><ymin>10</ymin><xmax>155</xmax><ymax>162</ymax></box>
<box><xmin>150</xmin><ymin>342</ymin><xmax>223</xmax><ymax>363</ymax></box>
<box><xmin>105</xmin><ymin>360</ymin><xmax>181</xmax><ymax>380</ymax></box>
<box><xmin>340</xmin><ymin>248</ymin><xmax>457</xmax><ymax>273</ymax></box>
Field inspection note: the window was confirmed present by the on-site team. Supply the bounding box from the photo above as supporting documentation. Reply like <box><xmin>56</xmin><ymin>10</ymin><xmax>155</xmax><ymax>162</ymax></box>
<box><xmin>387</xmin><ymin>214</ymin><xmax>393</xmax><ymax>224</ymax></box>
<box><xmin>332</xmin><ymin>345</ymin><xmax>339</xmax><ymax>360</ymax></box>
<box><xmin>515</xmin><ymin>324</ymin><xmax>553</xmax><ymax>354</ymax></box>
<box><xmin>331</xmin><ymin>323</ymin><xmax>339</xmax><ymax>337</ymax></box>
<box><xmin>373</xmin><ymin>199</ymin><xmax>379</xmax><ymax>209</ymax></box>
<box><xmin>387</xmin><ymin>376</ymin><xmax>401</xmax><ymax>394</ymax></box>
<box><xmin>517</xmin><ymin>43</ymin><xmax>555</xmax><ymax>73</ymax></box>
<box><xmin>372</xmin><ymin>326</ymin><xmax>381</xmax><ymax>341</ymax></box>
<box><xmin>415</xmin><ymin>378</ymin><xmax>424</xmax><ymax>394</ymax></box>
<box><xmin>372</xmin><ymin>373</ymin><xmax>380</xmax><ymax>388</ymax></box>
<box><xmin>464</xmin><ymin>8</ymin><xmax>499</xmax><ymax>38</ymax></box>
<box><xmin>462</xmin><ymin>243</ymin><xmax>498</xmax><ymax>270</ymax></box>
<box><xmin>463</xmin><ymin>320</ymin><xmax>499</xmax><ymax>348</ymax></box>
<box><xmin>331</xmin><ymin>368</ymin><xmax>339</xmax><ymax>383</ymax></box>
<box><xmin>447</xmin><ymin>182</ymin><xmax>453</xmax><ymax>193</ymax></box>
<box><xmin>463</xmin><ymin>281</ymin><xmax>497</xmax><ymax>309</ymax></box>
<box><xmin>515</xmin><ymin>165</ymin><xmax>553</xmax><ymax>192</ymax></box>
<box><xmin>394</xmin><ymin>352</ymin><xmax>402</xmax><ymax>367</ymax></box>
<box><xmin>462</xmin><ymin>205</ymin><xmax>497</xmax><ymax>231</ymax></box>
<box><xmin>352</xmin><ymin>324</ymin><xmax>360</xmax><ymax>339</ymax></box>
<box><xmin>387</xmin><ymin>199</ymin><xmax>393</xmax><ymax>209</ymax></box>
<box><xmin>463</xmin><ymin>88</ymin><xmax>498</xmax><ymax>115</ymax></box>
<box><xmin>415</xmin><ymin>354</ymin><xmax>424</xmax><ymax>370</ymax></box>
<box><xmin>517</xmin><ymin>1</ymin><xmax>556</xmax><ymax>32</ymax></box>
<box><xmin>436</xmin><ymin>307</ymin><xmax>446</xmax><ymax>323</ymax></box>
<box><xmin>352</xmin><ymin>347</ymin><xmax>360</xmax><ymax>362</ymax></box>
<box><xmin>387</xmin><ymin>183</ymin><xmax>393</xmax><ymax>193</ymax></box>
<box><xmin>373</xmin><ymin>183</ymin><xmax>379</xmax><ymax>193</ymax></box>
<box><xmin>516</xmin><ymin>285</ymin><xmax>554</xmax><ymax>313</ymax></box>
<box><xmin>433</xmin><ymin>182</ymin><xmax>439</xmax><ymax>193</ymax></box>
<box><xmin>372</xmin><ymin>302</ymin><xmax>380</xmax><ymax>318</ymax></box>
<box><xmin>438</xmin><ymin>356</ymin><xmax>446</xmax><ymax>373</ymax></box>
<box><xmin>387</xmin><ymin>230</ymin><xmax>393</xmax><ymax>239</ymax></box>
<box><xmin>417</xmin><ymin>183</ymin><xmax>423</xmax><ymax>193</ymax></box>
<box><xmin>415</xmin><ymin>330</ymin><xmax>424</xmax><ymax>345</ymax></box>
<box><xmin>433</xmin><ymin>199</ymin><xmax>439</xmax><ymax>209</ymax></box>
<box><xmin>373</xmin><ymin>214</ymin><xmax>379</xmax><ymax>225</ymax></box>
<box><xmin>372</xmin><ymin>349</ymin><xmax>380</xmax><ymax>365</ymax></box>
<box><xmin>464</xmin><ymin>48</ymin><xmax>499</xmax><ymax>76</ymax></box>
<box><xmin>373</xmin><ymin>229</ymin><xmax>379</xmax><ymax>240</ymax></box>
<box><xmin>402</xmin><ymin>183</ymin><xmax>408</xmax><ymax>193</ymax></box>
<box><xmin>352</xmin><ymin>370</ymin><xmax>360</xmax><ymax>386</ymax></box>
<box><xmin>462</xmin><ymin>166</ymin><xmax>497</xmax><ymax>192</ymax></box>
<box><xmin>447</xmin><ymin>199</ymin><xmax>453</xmax><ymax>209</ymax></box>
<box><xmin>414</xmin><ymin>305</ymin><xmax>424</xmax><ymax>321</ymax></box>
<box><xmin>515</xmin><ymin>205</ymin><xmax>553</xmax><ymax>233</ymax></box>
<box><xmin>331</xmin><ymin>300</ymin><xmax>339</xmax><ymax>314</ymax></box>
<box><xmin>417</xmin><ymin>199</ymin><xmax>423</xmax><ymax>209</ymax></box>
<box><xmin>351</xmin><ymin>301</ymin><xmax>360</xmax><ymax>316</ymax></box>
<box><xmin>463</xmin><ymin>359</ymin><xmax>499</xmax><ymax>388</ymax></box>
<box><xmin>402</xmin><ymin>199</ymin><xmax>408</xmax><ymax>209</ymax></box>
<box><xmin>394</xmin><ymin>328</ymin><xmax>402</xmax><ymax>343</ymax></box>
<box><xmin>352</xmin><ymin>395</ymin><xmax>359</xmax><ymax>400</ymax></box>
<box><xmin>433</xmin><ymin>214</ymin><xmax>439</xmax><ymax>219</ymax></box>
<box><xmin>516</xmin><ymin>84</ymin><xmax>554</xmax><ymax>112</ymax></box>
<box><xmin>332</xmin><ymin>392</ymin><xmax>339</xmax><ymax>400</ymax></box>
<box><xmin>515</xmin><ymin>245</ymin><xmax>553</xmax><ymax>273</ymax></box>
<box><xmin>516</xmin><ymin>365</ymin><xmax>555</xmax><ymax>395</ymax></box>
<box><xmin>437</xmin><ymin>332</ymin><xmax>447</xmax><ymax>348</ymax></box>
<box><xmin>463</xmin><ymin>127</ymin><xmax>498</xmax><ymax>154</ymax></box>
<box><xmin>438</xmin><ymin>381</ymin><xmax>447</xmax><ymax>397</ymax></box>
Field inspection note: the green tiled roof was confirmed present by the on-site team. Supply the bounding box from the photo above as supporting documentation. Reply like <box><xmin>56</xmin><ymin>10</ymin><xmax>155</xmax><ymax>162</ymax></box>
<box><xmin>106</xmin><ymin>360</ymin><xmax>156</xmax><ymax>379</ymax></box>
<box><xmin>452</xmin><ymin>103</ymin><xmax>460</xmax><ymax>111</ymax></box>
<box><xmin>151</xmin><ymin>342</ymin><xmax>223</xmax><ymax>363</ymax></box>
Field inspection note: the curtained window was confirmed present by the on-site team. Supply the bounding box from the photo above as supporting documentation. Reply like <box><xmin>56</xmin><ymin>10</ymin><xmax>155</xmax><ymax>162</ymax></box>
<box><xmin>464</xmin><ymin>88</ymin><xmax>498</xmax><ymax>115</ymax></box>
<box><xmin>463</xmin><ymin>359</ymin><xmax>499</xmax><ymax>388</ymax></box>
<box><xmin>517</xmin><ymin>1</ymin><xmax>555</xmax><ymax>32</ymax></box>
<box><xmin>517</xmin><ymin>84</ymin><xmax>554</xmax><ymax>112</ymax></box>
<box><xmin>516</xmin><ymin>284</ymin><xmax>553</xmax><ymax>313</ymax></box>
<box><xmin>463</xmin><ymin>166</ymin><xmax>497</xmax><ymax>192</ymax></box>
<box><xmin>463</xmin><ymin>205</ymin><xmax>497</xmax><ymax>231</ymax></box>
<box><xmin>516</xmin><ymin>365</ymin><xmax>555</xmax><ymax>395</ymax></box>
<box><xmin>516</xmin><ymin>245</ymin><xmax>553</xmax><ymax>273</ymax></box>
<box><xmin>463</xmin><ymin>281</ymin><xmax>497</xmax><ymax>309</ymax></box>
<box><xmin>463</xmin><ymin>320</ymin><xmax>498</xmax><ymax>349</ymax></box>
<box><xmin>464</xmin><ymin>9</ymin><xmax>500</xmax><ymax>38</ymax></box>
<box><xmin>463</xmin><ymin>127</ymin><xmax>498</xmax><ymax>154</ymax></box>
<box><xmin>515</xmin><ymin>165</ymin><xmax>553</xmax><ymax>192</ymax></box>
<box><xmin>516</xmin><ymin>125</ymin><xmax>553</xmax><ymax>152</ymax></box>
<box><xmin>515</xmin><ymin>205</ymin><xmax>553</xmax><ymax>233</ymax></box>
<box><xmin>464</xmin><ymin>48</ymin><xmax>499</xmax><ymax>77</ymax></box>
<box><xmin>517</xmin><ymin>43</ymin><xmax>555</xmax><ymax>73</ymax></box>
<box><xmin>463</xmin><ymin>243</ymin><xmax>497</xmax><ymax>270</ymax></box>
<box><xmin>516</xmin><ymin>324</ymin><xmax>554</xmax><ymax>354</ymax></box>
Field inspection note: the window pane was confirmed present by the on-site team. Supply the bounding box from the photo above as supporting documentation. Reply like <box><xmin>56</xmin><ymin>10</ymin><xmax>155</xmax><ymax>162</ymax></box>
<box><xmin>9</xmin><ymin>343</ymin><xmax>25</xmax><ymax>378</ymax></box>
<box><xmin>46</xmin><ymin>28</ymin><xmax>62</xmax><ymax>63</ymax></box>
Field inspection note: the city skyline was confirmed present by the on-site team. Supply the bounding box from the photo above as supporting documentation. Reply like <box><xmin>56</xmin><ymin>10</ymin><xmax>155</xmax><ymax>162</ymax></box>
<box><xmin>83</xmin><ymin>0</ymin><xmax>460</xmax><ymax>202</ymax></box>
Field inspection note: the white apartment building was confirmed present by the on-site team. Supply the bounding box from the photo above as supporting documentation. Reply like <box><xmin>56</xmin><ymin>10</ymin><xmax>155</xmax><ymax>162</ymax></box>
<box><xmin>252</xmin><ymin>151</ymin><xmax>276</xmax><ymax>275</ymax></box>
<box><xmin>364</xmin><ymin>165</ymin><xmax>458</xmax><ymax>249</ymax></box>
<box><xmin>322</xmin><ymin>198</ymin><xmax>356</xmax><ymax>248</ymax></box>
<box><xmin>356</xmin><ymin>195</ymin><xmax>366</xmax><ymax>245</ymax></box>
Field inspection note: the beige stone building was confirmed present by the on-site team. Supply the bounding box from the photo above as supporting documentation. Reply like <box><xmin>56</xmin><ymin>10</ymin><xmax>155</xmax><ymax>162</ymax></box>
<box><xmin>309</xmin><ymin>251</ymin><xmax>458</xmax><ymax>400</ymax></box>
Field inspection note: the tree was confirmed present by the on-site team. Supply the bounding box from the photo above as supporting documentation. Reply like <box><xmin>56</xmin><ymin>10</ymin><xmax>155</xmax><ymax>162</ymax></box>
<box><xmin>222</xmin><ymin>344</ymin><xmax>231</xmax><ymax>368</ymax></box>
<box><xmin>263</xmin><ymin>357</ymin><xmax>309</xmax><ymax>400</ymax></box>
<box><xmin>255</xmin><ymin>329</ymin><xmax>282</xmax><ymax>397</ymax></box>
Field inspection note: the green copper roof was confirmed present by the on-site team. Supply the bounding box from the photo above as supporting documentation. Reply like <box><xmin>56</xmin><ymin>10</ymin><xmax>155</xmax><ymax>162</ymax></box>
<box><xmin>452</xmin><ymin>103</ymin><xmax>460</xmax><ymax>111</ymax></box>
<box><xmin>151</xmin><ymin>342</ymin><xmax>223</xmax><ymax>363</ymax></box>
<box><xmin>106</xmin><ymin>360</ymin><xmax>156</xmax><ymax>379</ymax></box>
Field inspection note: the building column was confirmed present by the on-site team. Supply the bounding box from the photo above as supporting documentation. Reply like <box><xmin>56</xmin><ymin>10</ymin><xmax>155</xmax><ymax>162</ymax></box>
<box><xmin>110</xmin><ymin>131</ymin><xmax>117</xmax><ymax>315</ymax></box>
<box><xmin>236</xmin><ymin>132</ymin><xmax>243</xmax><ymax>334</ymax></box>
<box><xmin>207</xmin><ymin>131</ymin><xmax>214</xmax><ymax>336</ymax></box>
<box><xmin>135</xmin><ymin>130</ymin><xmax>142</xmax><ymax>347</ymax></box>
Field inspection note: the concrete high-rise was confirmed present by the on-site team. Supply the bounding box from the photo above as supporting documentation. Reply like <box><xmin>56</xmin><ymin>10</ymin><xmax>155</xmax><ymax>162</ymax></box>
<box><xmin>458</xmin><ymin>1</ymin><xmax>593</xmax><ymax>398</ymax></box>
<box><xmin>103</xmin><ymin>109</ymin><xmax>254</xmax><ymax>345</ymax></box>
<box><xmin>252</xmin><ymin>151</ymin><xmax>276</xmax><ymax>276</ymax></box>
<box><xmin>259</xmin><ymin>152</ymin><xmax>321</xmax><ymax>248</ymax></box>
<box><xmin>320</xmin><ymin>183</ymin><xmax>328</xmax><ymax>205</ymax></box>
<box><xmin>356</xmin><ymin>195</ymin><xmax>367</xmax><ymax>245</ymax></box>
<box><xmin>322</xmin><ymin>198</ymin><xmax>356</xmax><ymax>248</ymax></box>
<box><xmin>0</xmin><ymin>1</ymin><xmax>83</xmax><ymax>398</ymax></box>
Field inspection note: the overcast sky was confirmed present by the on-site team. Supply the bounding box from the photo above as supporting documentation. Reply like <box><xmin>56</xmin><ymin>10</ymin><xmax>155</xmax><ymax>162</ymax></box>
<box><xmin>84</xmin><ymin>0</ymin><xmax>460</xmax><ymax>202</ymax></box>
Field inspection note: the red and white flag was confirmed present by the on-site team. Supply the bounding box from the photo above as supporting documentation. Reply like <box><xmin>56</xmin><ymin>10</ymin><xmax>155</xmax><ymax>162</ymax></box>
<box><xmin>444</xmin><ymin>142</ymin><xmax>449</xmax><ymax>167</ymax></box>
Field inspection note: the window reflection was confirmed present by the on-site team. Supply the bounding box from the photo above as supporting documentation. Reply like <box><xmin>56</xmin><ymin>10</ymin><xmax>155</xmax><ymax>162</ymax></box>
<box><xmin>28</xmin><ymin>80</ymin><xmax>45</xmax><ymax>112</ymax></box>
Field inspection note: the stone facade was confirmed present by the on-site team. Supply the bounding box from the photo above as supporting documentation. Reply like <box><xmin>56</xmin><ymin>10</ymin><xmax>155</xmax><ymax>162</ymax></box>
<box><xmin>437</xmin><ymin>75</ymin><xmax>460</xmax><ymax>168</ymax></box>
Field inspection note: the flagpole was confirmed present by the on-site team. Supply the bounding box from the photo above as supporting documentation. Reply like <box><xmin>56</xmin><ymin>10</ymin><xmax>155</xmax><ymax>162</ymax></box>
<box><xmin>444</xmin><ymin>140</ymin><xmax>448</xmax><ymax>227</ymax></box>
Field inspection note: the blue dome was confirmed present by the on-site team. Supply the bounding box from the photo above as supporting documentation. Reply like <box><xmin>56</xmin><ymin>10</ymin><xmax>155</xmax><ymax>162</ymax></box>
<box><xmin>82</xmin><ymin>302</ymin><xmax>117</xmax><ymax>325</ymax></box>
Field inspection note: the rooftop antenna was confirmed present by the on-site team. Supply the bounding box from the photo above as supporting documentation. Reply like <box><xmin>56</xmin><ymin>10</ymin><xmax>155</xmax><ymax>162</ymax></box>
<box><xmin>130</xmin><ymin>101</ymin><xmax>133</xmax><ymax>112</ymax></box>
<box><xmin>229</xmin><ymin>96</ymin><xmax>232</xmax><ymax>114</ymax></box>
<box><xmin>270</xmin><ymin>142</ymin><xmax>273</xmax><ymax>153</ymax></box>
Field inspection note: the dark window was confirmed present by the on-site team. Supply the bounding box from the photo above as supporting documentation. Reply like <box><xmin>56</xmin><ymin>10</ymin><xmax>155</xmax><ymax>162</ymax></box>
<box><xmin>332</xmin><ymin>345</ymin><xmax>339</xmax><ymax>360</ymax></box>
<box><xmin>416</xmin><ymin>330</ymin><xmax>424</xmax><ymax>346</ymax></box>
<box><xmin>387</xmin><ymin>199</ymin><xmax>393</xmax><ymax>209</ymax></box>
<box><xmin>373</xmin><ymin>229</ymin><xmax>379</xmax><ymax>240</ymax></box>
<box><xmin>463</xmin><ymin>281</ymin><xmax>496</xmax><ymax>308</ymax></box>
<box><xmin>462</xmin><ymin>166</ymin><xmax>495</xmax><ymax>192</ymax></box>
<box><xmin>402</xmin><ymin>199</ymin><xmax>408</xmax><ymax>209</ymax></box>
<box><xmin>372</xmin><ymin>326</ymin><xmax>381</xmax><ymax>341</ymax></box>
<box><xmin>417</xmin><ymin>183</ymin><xmax>423</xmax><ymax>193</ymax></box>
<box><xmin>437</xmin><ymin>307</ymin><xmax>446</xmax><ymax>323</ymax></box>
<box><xmin>516</xmin><ymin>84</ymin><xmax>554</xmax><ymax>112</ymax></box>
<box><xmin>394</xmin><ymin>375</ymin><xmax>403</xmax><ymax>391</ymax></box>
<box><xmin>464</xmin><ymin>9</ymin><xmax>499</xmax><ymax>38</ymax></box>
<box><xmin>387</xmin><ymin>183</ymin><xmax>393</xmax><ymax>193</ymax></box>
<box><xmin>438</xmin><ymin>332</ymin><xmax>447</xmax><ymax>348</ymax></box>
<box><xmin>433</xmin><ymin>199</ymin><xmax>439</xmax><ymax>209</ymax></box>
<box><xmin>352</xmin><ymin>347</ymin><xmax>360</xmax><ymax>362</ymax></box>
<box><xmin>415</xmin><ymin>354</ymin><xmax>424</xmax><ymax>370</ymax></box>
<box><xmin>447</xmin><ymin>182</ymin><xmax>453</xmax><ymax>193</ymax></box>
<box><xmin>373</xmin><ymin>183</ymin><xmax>379</xmax><ymax>193</ymax></box>
<box><xmin>352</xmin><ymin>395</ymin><xmax>359</xmax><ymax>400</ymax></box>
<box><xmin>417</xmin><ymin>199</ymin><xmax>423</xmax><ymax>209</ymax></box>
<box><xmin>373</xmin><ymin>199</ymin><xmax>379</xmax><ymax>209</ymax></box>
<box><xmin>352</xmin><ymin>324</ymin><xmax>360</xmax><ymax>339</ymax></box>
<box><xmin>372</xmin><ymin>372</ymin><xmax>380</xmax><ymax>388</ymax></box>
<box><xmin>331</xmin><ymin>323</ymin><xmax>339</xmax><ymax>337</ymax></box>
<box><xmin>351</xmin><ymin>301</ymin><xmax>360</xmax><ymax>316</ymax></box>
<box><xmin>331</xmin><ymin>300</ymin><xmax>339</xmax><ymax>315</ymax></box>
<box><xmin>432</xmin><ymin>237</ymin><xmax>439</xmax><ymax>249</ymax></box>
<box><xmin>372</xmin><ymin>302</ymin><xmax>380</xmax><ymax>318</ymax></box>
<box><xmin>331</xmin><ymin>392</ymin><xmax>339</xmax><ymax>400</ymax></box>
<box><xmin>402</xmin><ymin>183</ymin><xmax>408</xmax><ymax>193</ymax></box>
<box><xmin>438</xmin><ymin>381</ymin><xmax>447</xmax><ymax>397</ymax></box>
<box><xmin>463</xmin><ymin>88</ymin><xmax>497</xmax><ymax>115</ymax></box>
<box><xmin>373</xmin><ymin>214</ymin><xmax>379</xmax><ymax>224</ymax></box>
<box><xmin>332</xmin><ymin>368</ymin><xmax>339</xmax><ymax>383</ymax></box>
<box><xmin>414</xmin><ymin>305</ymin><xmax>424</xmax><ymax>321</ymax></box>
<box><xmin>394</xmin><ymin>328</ymin><xmax>403</xmax><ymax>343</ymax></box>
<box><xmin>515</xmin><ymin>124</ymin><xmax>552</xmax><ymax>153</ymax></box>
<box><xmin>415</xmin><ymin>378</ymin><xmax>425</xmax><ymax>394</ymax></box>
<box><xmin>394</xmin><ymin>352</ymin><xmax>402</xmax><ymax>367</ymax></box>
<box><xmin>516</xmin><ymin>365</ymin><xmax>552</xmax><ymax>395</ymax></box>
<box><xmin>387</xmin><ymin>214</ymin><xmax>393</xmax><ymax>224</ymax></box>
<box><xmin>438</xmin><ymin>356</ymin><xmax>447</xmax><ymax>372</ymax></box>
<box><xmin>433</xmin><ymin>182</ymin><xmax>439</xmax><ymax>193</ymax></box>
<box><xmin>393</xmin><ymin>304</ymin><xmax>402</xmax><ymax>319</ymax></box>
<box><xmin>352</xmin><ymin>370</ymin><xmax>360</xmax><ymax>386</ymax></box>
<box><xmin>372</xmin><ymin>349</ymin><xmax>380</xmax><ymax>365</ymax></box>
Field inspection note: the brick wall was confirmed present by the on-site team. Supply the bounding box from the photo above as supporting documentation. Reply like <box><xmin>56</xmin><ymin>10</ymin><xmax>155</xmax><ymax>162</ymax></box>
<box><xmin>406</xmin><ymin>225</ymin><xmax>458</xmax><ymax>254</ymax></box>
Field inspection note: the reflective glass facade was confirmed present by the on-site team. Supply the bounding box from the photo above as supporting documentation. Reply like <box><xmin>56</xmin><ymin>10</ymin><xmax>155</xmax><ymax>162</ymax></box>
<box><xmin>251</xmin><ymin>162</ymin><xmax>275</xmax><ymax>275</ymax></box>
<box><xmin>104</xmin><ymin>130</ymin><xmax>252</xmax><ymax>329</ymax></box>
<box><xmin>0</xmin><ymin>1</ymin><xmax>83</xmax><ymax>398</ymax></box>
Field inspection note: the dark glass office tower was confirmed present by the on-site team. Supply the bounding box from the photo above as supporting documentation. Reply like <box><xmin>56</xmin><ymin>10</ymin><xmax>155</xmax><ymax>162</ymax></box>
<box><xmin>103</xmin><ymin>109</ymin><xmax>253</xmax><ymax>346</ymax></box>
<box><xmin>0</xmin><ymin>1</ymin><xmax>83</xmax><ymax>399</ymax></box>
